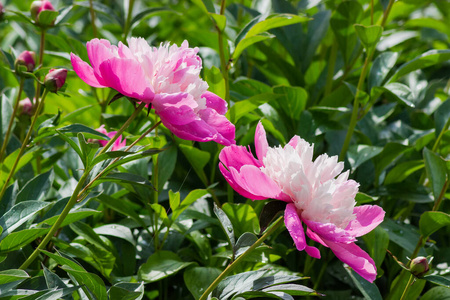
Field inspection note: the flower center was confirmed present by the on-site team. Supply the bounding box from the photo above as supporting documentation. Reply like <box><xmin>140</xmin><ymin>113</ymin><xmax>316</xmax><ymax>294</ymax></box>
<box><xmin>261</xmin><ymin>140</ymin><xmax>357</xmax><ymax>229</ymax></box>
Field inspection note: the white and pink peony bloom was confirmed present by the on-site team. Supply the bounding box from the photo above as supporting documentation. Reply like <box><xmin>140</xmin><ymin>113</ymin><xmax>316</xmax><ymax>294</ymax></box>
<box><xmin>96</xmin><ymin>125</ymin><xmax>126</xmax><ymax>151</ymax></box>
<box><xmin>70</xmin><ymin>38</ymin><xmax>235</xmax><ymax>146</ymax></box>
<box><xmin>219</xmin><ymin>122</ymin><xmax>385</xmax><ymax>282</ymax></box>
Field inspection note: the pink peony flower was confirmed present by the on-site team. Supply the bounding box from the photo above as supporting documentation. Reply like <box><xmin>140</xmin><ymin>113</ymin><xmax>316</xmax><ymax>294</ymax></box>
<box><xmin>96</xmin><ymin>125</ymin><xmax>126</xmax><ymax>151</ymax></box>
<box><xmin>70</xmin><ymin>38</ymin><xmax>235</xmax><ymax>146</ymax></box>
<box><xmin>219</xmin><ymin>122</ymin><xmax>385</xmax><ymax>282</ymax></box>
<box><xmin>15</xmin><ymin>51</ymin><xmax>36</xmax><ymax>75</ymax></box>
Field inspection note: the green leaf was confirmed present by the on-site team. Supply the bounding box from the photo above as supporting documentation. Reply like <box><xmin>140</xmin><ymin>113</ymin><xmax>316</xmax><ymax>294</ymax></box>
<box><xmin>101</xmin><ymin>148</ymin><xmax>163</xmax><ymax>177</ymax></box>
<box><xmin>388</xmin><ymin>50</ymin><xmax>450</xmax><ymax>83</ymax></box>
<box><xmin>259</xmin><ymin>201</ymin><xmax>286</xmax><ymax>234</ymax></box>
<box><xmin>0</xmin><ymin>228</ymin><xmax>50</xmax><ymax>253</ymax></box>
<box><xmin>222</xmin><ymin>203</ymin><xmax>260</xmax><ymax>237</ymax></box>
<box><xmin>42</xmin><ymin>249</ymin><xmax>85</xmax><ymax>271</ymax></box>
<box><xmin>16</xmin><ymin>170</ymin><xmax>54</xmax><ymax>202</ymax></box>
<box><xmin>0</xmin><ymin>93</ymin><xmax>13</xmax><ymax>147</ymax></box>
<box><xmin>93</xmin><ymin>172</ymin><xmax>155</xmax><ymax>190</ymax></box>
<box><xmin>213</xmin><ymin>203</ymin><xmax>235</xmax><ymax>248</ymax></box>
<box><xmin>368</xmin><ymin>52</ymin><xmax>398</xmax><ymax>91</ymax></box>
<box><xmin>384</xmin><ymin>160</ymin><xmax>424</xmax><ymax>185</ymax></box>
<box><xmin>58</xmin><ymin>124</ymin><xmax>109</xmax><ymax>140</ymax></box>
<box><xmin>1</xmin><ymin>148</ymin><xmax>39</xmax><ymax>185</ymax></box>
<box><xmin>380</xmin><ymin>219</ymin><xmax>424</xmax><ymax>256</ymax></box>
<box><xmin>130</xmin><ymin>7</ymin><xmax>173</xmax><ymax>27</ymax></box>
<box><xmin>138</xmin><ymin>250</ymin><xmax>194</xmax><ymax>283</ymax></box>
<box><xmin>61</xmin><ymin>266</ymin><xmax>108</xmax><ymax>300</ymax></box>
<box><xmin>91</xmin><ymin>150</ymin><xmax>136</xmax><ymax>166</ymax></box>
<box><xmin>96</xmin><ymin>194</ymin><xmax>145</xmax><ymax>227</ymax></box>
<box><xmin>435</xmin><ymin>98</ymin><xmax>450</xmax><ymax>138</ymax></box>
<box><xmin>375</xmin><ymin>83</ymin><xmax>415</xmax><ymax>107</ymax></box>
<box><xmin>43</xmin><ymin>265</ymin><xmax>67</xmax><ymax>289</ymax></box>
<box><xmin>228</xmin><ymin>92</ymin><xmax>279</xmax><ymax>122</ymax></box>
<box><xmin>69</xmin><ymin>222</ymin><xmax>112</xmax><ymax>252</ymax></box>
<box><xmin>178</xmin><ymin>144</ymin><xmax>210</xmax><ymax>186</ymax></box>
<box><xmin>37</xmin><ymin>10</ymin><xmax>59</xmax><ymax>27</ymax></box>
<box><xmin>209</xmin><ymin>13</ymin><xmax>226</xmax><ymax>31</ymax></box>
<box><xmin>246</xmin><ymin>14</ymin><xmax>309</xmax><ymax>39</ymax></box>
<box><xmin>234</xmin><ymin>232</ymin><xmax>258</xmax><ymax>258</ymax></box>
<box><xmin>0</xmin><ymin>201</ymin><xmax>52</xmax><ymax>241</ymax></box>
<box><xmin>344</xmin><ymin>268</ymin><xmax>382</xmax><ymax>300</ymax></box>
<box><xmin>55</xmin><ymin>130</ymin><xmax>83</xmax><ymax>161</ymax></box>
<box><xmin>423</xmin><ymin>148</ymin><xmax>448</xmax><ymax>200</ymax></box>
<box><xmin>169</xmin><ymin>190</ymin><xmax>180</xmax><ymax>212</ymax></box>
<box><xmin>354</xmin><ymin>24</ymin><xmax>382</xmax><ymax>55</ymax></box>
<box><xmin>94</xmin><ymin>224</ymin><xmax>136</xmax><ymax>246</ymax></box>
<box><xmin>419</xmin><ymin>211</ymin><xmax>450</xmax><ymax>238</ymax></box>
<box><xmin>330</xmin><ymin>1</ymin><xmax>363</xmax><ymax>65</ymax></box>
<box><xmin>151</xmin><ymin>203</ymin><xmax>171</xmax><ymax>227</ymax></box>
<box><xmin>273</xmin><ymin>86</ymin><xmax>308</xmax><ymax>121</ymax></box>
<box><xmin>373</xmin><ymin>143</ymin><xmax>410</xmax><ymax>179</ymax></box>
<box><xmin>232</xmin><ymin>33</ymin><xmax>273</xmax><ymax>62</ymax></box>
<box><xmin>421</xmin><ymin>286</ymin><xmax>450</xmax><ymax>300</ymax></box>
<box><xmin>204</xmin><ymin>66</ymin><xmax>225</xmax><ymax>99</ymax></box>
<box><xmin>184</xmin><ymin>267</ymin><xmax>221</xmax><ymax>299</ymax></box>
<box><xmin>0</xmin><ymin>269</ymin><xmax>30</xmax><ymax>284</ymax></box>
<box><xmin>171</xmin><ymin>189</ymin><xmax>209</xmax><ymax>221</ymax></box>
<box><xmin>347</xmin><ymin>145</ymin><xmax>383</xmax><ymax>172</ymax></box>
<box><xmin>108</xmin><ymin>282</ymin><xmax>144</xmax><ymax>300</ymax></box>
<box><xmin>191</xmin><ymin>0</ymin><xmax>215</xmax><ymax>13</ymax></box>
<box><xmin>362</xmin><ymin>226</ymin><xmax>389</xmax><ymax>269</ymax></box>
<box><xmin>39</xmin><ymin>209</ymin><xmax>100</xmax><ymax>228</ymax></box>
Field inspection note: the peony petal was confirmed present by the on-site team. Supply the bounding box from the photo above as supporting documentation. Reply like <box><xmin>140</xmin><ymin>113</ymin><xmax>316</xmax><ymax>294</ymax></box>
<box><xmin>197</xmin><ymin>108</ymin><xmax>236</xmax><ymax>145</ymax></box>
<box><xmin>86</xmin><ymin>39</ymin><xmax>116</xmax><ymax>76</ymax></box>
<box><xmin>306</xmin><ymin>227</ymin><xmax>327</xmax><ymax>247</ymax></box>
<box><xmin>305</xmin><ymin>245</ymin><xmax>321</xmax><ymax>259</ymax></box>
<box><xmin>238</xmin><ymin>165</ymin><xmax>289</xmax><ymax>200</ymax></box>
<box><xmin>255</xmin><ymin>121</ymin><xmax>269</xmax><ymax>162</ymax></box>
<box><xmin>70</xmin><ymin>53</ymin><xmax>107</xmax><ymax>88</ymax></box>
<box><xmin>345</xmin><ymin>205</ymin><xmax>385</xmax><ymax>237</ymax></box>
<box><xmin>98</xmin><ymin>57</ymin><xmax>154</xmax><ymax>103</ymax></box>
<box><xmin>287</xmin><ymin>135</ymin><xmax>301</xmax><ymax>149</ymax></box>
<box><xmin>152</xmin><ymin>93</ymin><xmax>199</xmax><ymax>125</ymax></box>
<box><xmin>219</xmin><ymin>164</ymin><xmax>268</xmax><ymax>200</ymax></box>
<box><xmin>201</xmin><ymin>91</ymin><xmax>227</xmax><ymax>115</ymax></box>
<box><xmin>325</xmin><ymin>240</ymin><xmax>377</xmax><ymax>282</ymax></box>
<box><xmin>303</xmin><ymin>219</ymin><xmax>356</xmax><ymax>243</ymax></box>
<box><xmin>285</xmin><ymin>203</ymin><xmax>307</xmax><ymax>251</ymax></box>
<box><xmin>219</xmin><ymin>145</ymin><xmax>262</xmax><ymax>171</ymax></box>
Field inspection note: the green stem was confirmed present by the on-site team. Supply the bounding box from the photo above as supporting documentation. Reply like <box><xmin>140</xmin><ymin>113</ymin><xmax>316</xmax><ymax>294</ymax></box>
<box><xmin>323</xmin><ymin>39</ymin><xmax>338</xmax><ymax>98</ymax></box>
<box><xmin>19</xmin><ymin>101</ymin><xmax>146</xmax><ymax>269</ymax></box>
<box><xmin>199</xmin><ymin>216</ymin><xmax>284</xmax><ymax>300</ymax></box>
<box><xmin>431</xmin><ymin>116</ymin><xmax>450</xmax><ymax>153</ymax></box>
<box><xmin>338</xmin><ymin>55</ymin><xmax>371</xmax><ymax>161</ymax></box>
<box><xmin>370</xmin><ymin>0</ymin><xmax>374</xmax><ymax>25</ymax></box>
<box><xmin>0</xmin><ymin>79</ymin><xmax>25</xmax><ymax>163</ymax></box>
<box><xmin>34</xmin><ymin>30</ymin><xmax>46</xmax><ymax>108</ymax></box>
<box><xmin>19</xmin><ymin>170</ymin><xmax>91</xmax><ymax>270</ymax></box>
<box><xmin>380</xmin><ymin>0</ymin><xmax>395</xmax><ymax>28</ymax></box>
<box><xmin>0</xmin><ymin>90</ymin><xmax>48</xmax><ymax>202</ymax></box>
<box><xmin>89</xmin><ymin>0</ymin><xmax>98</xmax><ymax>38</ymax></box>
<box><xmin>399</xmin><ymin>274</ymin><xmax>414</xmax><ymax>300</ymax></box>
<box><xmin>123</xmin><ymin>0</ymin><xmax>135</xmax><ymax>40</ymax></box>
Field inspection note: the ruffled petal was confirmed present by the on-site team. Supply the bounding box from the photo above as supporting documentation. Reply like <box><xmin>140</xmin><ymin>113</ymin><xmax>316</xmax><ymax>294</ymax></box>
<box><xmin>219</xmin><ymin>145</ymin><xmax>262</xmax><ymax>170</ymax></box>
<box><xmin>285</xmin><ymin>203</ymin><xmax>307</xmax><ymax>251</ymax></box>
<box><xmin>238</xmin><ymin>165</ymin><xmax>290</xmax><ymax>201</ymax></box>
<box><xmin>70</xmin><ymin>53</ymin><xmax>107</xmax><ymax>88</ymax></box>
<box><xmin>152</xmin><ymin>93</ymin><xmax>235</xmax><ymax>145</ymax></box>
<box><xmin>219</xmin><ymin>164</ymin><xmax>268</xmax><ymax>200</ymax></box>
<box><xmin>86</xmin><ymin>39</ymin><xmax>117</xmax><ymax>76</ymax></box>
<box><xmin>98</xmin><ymin>57</ymin><xmax>154</xmax><ymax>103</ymax></box>
<box><xmin>303</xmin><ymin>219</ymin><xmax>356</xmax><ymax>243</ymax></box>
<box><xmin>345</xmin><ymin>205</ymin><xmax>385</xmax><ymax>237</ymax></box>
<box><xmin>325</xmin><ymin>240</ymin><xmax>377</xmax><ymax>282</ymax></box>
<box><xmin>202</xmin><ymin>91</ymin><xmax>227</xmax><ymax>115</ymax></box>
<box><xmin>287</xmin><ymin>135</ymin><xmax>301</xmax><ymax>149</ymax></box>
<box><xmin>255</xmin><ymin>121</ymin><xmax>269</xmax><ymax>162</ymax></box>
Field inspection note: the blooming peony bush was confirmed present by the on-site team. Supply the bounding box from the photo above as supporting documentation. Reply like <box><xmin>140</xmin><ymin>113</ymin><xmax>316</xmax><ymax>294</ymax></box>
<box><xmin>0</xmin><ymin>0</ymin><xmax>449</xmax><ymax>299</ymax></box>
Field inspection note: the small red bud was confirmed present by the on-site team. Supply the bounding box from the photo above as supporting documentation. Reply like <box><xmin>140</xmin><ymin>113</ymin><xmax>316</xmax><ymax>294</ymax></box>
<box><xmin>0</xmin><ymin>2</ymin><xmax>5</xmax><ymax>20</ymax></box>
<box><xmin>14</xmin><ymin>51</ymin><xmax>36</xmax><ymax>76</ymax></box>
<box><xmin>410</xmin><ymin>256</ymin><xmax>429</xmax><ymax>277</ymax></box>
<box><xmin>18</xmin><ymin>98</ymin><xmax>34</xmax><ymax>116</ymax></box>
<box><xmin>44</xmin><ymin>68</ymin><xmax>67</xmax><ymax>93</ymax></box>
<box><xmin>30</xmin><ymin>0</ymin><xmax>56</xmax><ymax>24</ymax></box>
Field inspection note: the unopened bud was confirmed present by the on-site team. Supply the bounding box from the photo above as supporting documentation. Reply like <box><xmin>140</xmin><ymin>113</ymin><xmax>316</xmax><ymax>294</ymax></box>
<box><xmin>14</xmin><ymin>51</ymin><xmax>36</xmax><ymax>76</ymax></box>
<box><xmin>30</xmin><ymin>0</ymin><xmax>56</xmax><ymax>24</ymax></box>
<box><xmin>18</xmin><ymin>98</ymin><xmax>34</xmax><ymax>116</ymax></box>
<box><xmin>44</xmin><ymin>68</ymin><xmax>67</xmax><ymax>93</ymax></box>
<box><xmin>0</xmin><ymin>2</ymin><xmax>5</xmax><ymax>20</ymax></box>
<box><xmin>410</xmin><ymin>256</ymin><xmax>429</xmax><ymax>277</ymax></box>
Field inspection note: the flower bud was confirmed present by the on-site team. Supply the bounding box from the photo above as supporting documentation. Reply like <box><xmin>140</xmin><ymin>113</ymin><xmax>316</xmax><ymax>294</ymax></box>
<box><xmin>30</xmin><ymin>0</ymin><xmax>56</xmax><ymax>24</ymax></box>
<box><xmin>44</xmin><ymin>68</ymin><xmax>67</xmax><ymax>93</ymax></box>
<box><xmin>14</xmin><ymin>51</ymin><xmax>36</xmax><ymax>76</ymax></box>
<box><xmin>0</xmin><ymin>2</ymin><xmax>5</xmax><ymax>20</ymax></box>
<box><xmin>410</xmin><ymin>256</ymin><xmax>429</xmax><ymax>277</ymax></box>
<box><xmin>18</xmin><ymin>98</ymin><xmax>34</xmax><ymax>116</ymax></box>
